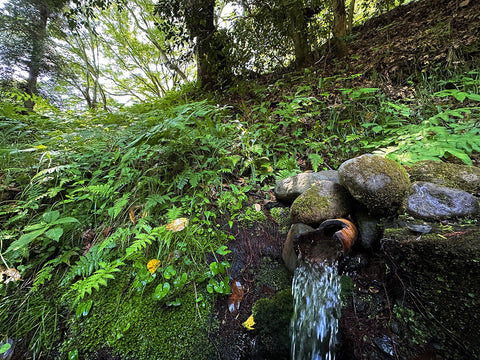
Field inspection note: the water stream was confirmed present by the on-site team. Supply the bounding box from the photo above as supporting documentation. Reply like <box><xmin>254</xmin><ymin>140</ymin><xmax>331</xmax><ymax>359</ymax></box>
<box><xmin>291</xmin><ymin>260</ymin><xmax>342</xmax><ymax>360</ymax></box>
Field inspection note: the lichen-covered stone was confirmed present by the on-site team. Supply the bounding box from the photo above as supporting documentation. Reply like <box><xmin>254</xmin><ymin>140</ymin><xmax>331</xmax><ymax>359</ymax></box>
<box><xmin>338</xmin><ymin>154</ymin><xmax>410</xmax><ymax>216</ymax></box>
<box><xmin>406</xmin><ymin>181</ymin><xmax>480</xmax><ymax>220</ymax></box>
<box><xmin>282</xmin><ymin>223</ymin><xmax>316</xmax><ymax>272</ymax></box>
<box><xmin>409</xmin><ymin>160</ymin><xmax>480</xmax><ymax>194</ymax></box>
<box><xmin>274</xmin><ymin>171</ymin><xmax>339</xmax><ymax>203</ymax></box>
<box><xmin>289</xmin><ymin>180</ymin><xmax>351</xmax><ymax>226</ymax></box>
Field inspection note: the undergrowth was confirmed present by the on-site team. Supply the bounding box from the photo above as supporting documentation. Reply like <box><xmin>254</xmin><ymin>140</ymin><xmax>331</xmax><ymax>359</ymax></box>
<box><xmin>0</xmin><ymin>67</ymin><xmax>479</xmax><ymax>358</ymax></box>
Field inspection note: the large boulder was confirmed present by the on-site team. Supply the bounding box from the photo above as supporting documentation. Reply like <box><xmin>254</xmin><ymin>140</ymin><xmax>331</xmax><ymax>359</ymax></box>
<box><xmin>338</xmin><ymin>154</ymin><xmax>410</xmax><ymax>216</ymax></box>
<box><xmin>289</xmin><ymin>180</ymin><xmax>351</xmax><ymax>226</ymax></box>
<box><xmin>274</xmin><ymin>171</ymin><xmax>339</xmax><ymax>204</ymax></box>
<box><xmin>409</xmin><ymin>160</ymin><xmax>480</xmax><ymax>194</ymax></box>
<box><xmin>406</xmin><ymin>181</ymin><xmax>479</xmax><ymax>220</ymax></box>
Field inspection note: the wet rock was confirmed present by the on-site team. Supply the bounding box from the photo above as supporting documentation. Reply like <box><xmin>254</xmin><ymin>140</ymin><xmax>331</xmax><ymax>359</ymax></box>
<box><xmin>282</xmin><ymin>223</ymin><xmax>316</xmax><ymax>272</ymax></box>
<box><xmin>406</xmin><ymin>223</ymin><xmax>432</xmax><ymax>234</ymax></box>
<box><xmin>338</xmin><ymin>154</ymin><xmax>410</xmax><ymax>216</ymax></box>
<box><xmin>374</xmin><ymin>335</ymin><xmax>394</xmax><ymax>356</ymax></box>
<box><xmin>354</xmin><ymin>211</ymin><xmax>383</xmax><ymax>249</ymax></box>
<box><xmin>274</xmin><ymin>171</ymin><xmax>339</xmax><ymax>203</ymax></box>
<box><xmin>289</xmin><ymin>180</ymin><xmax>351</xmax><ymax>226</ymax></box>
<box><xmin>410</xmin><ymin>160</ymin><xmax>480</xmax><ymax>194</ymax></box>
<box><xmin>406</xmin><ymin>181</ymin><xmax>479</xmax><ymax>220</ymax></box>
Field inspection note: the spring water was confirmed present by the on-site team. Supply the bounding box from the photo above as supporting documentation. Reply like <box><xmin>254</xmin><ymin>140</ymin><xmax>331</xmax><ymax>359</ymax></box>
<box><xmin>291</xmin><ymin>260</ymin><xmax>341</xmax><ymax>360</ymax></box>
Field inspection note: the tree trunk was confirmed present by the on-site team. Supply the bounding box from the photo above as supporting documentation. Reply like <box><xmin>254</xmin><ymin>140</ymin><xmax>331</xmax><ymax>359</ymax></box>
<box><xmin>332</xmin><ymin>0</ymin><xmax>347</xmax><ymax>58</ymax></box>
<box><xmin>25</xmin><ymin>3</ymin><xmax>50</xmax><ymax>110</ymax></box>
<box><xmin>286</xmin><ymin>2</ymin><xmax>312</xmax><ymax>69</ymax></box>
<box><xmin>184</xmin><ymin>0</ymin><xmax>226</xmax><ymax>88</ymax></box>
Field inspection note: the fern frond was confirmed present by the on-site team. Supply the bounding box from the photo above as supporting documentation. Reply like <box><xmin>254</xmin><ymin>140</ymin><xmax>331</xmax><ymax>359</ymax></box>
<box><xmin>70</xmin><ymin>260</ymin><xmax>124</xmax><ymax>302</ymax></box>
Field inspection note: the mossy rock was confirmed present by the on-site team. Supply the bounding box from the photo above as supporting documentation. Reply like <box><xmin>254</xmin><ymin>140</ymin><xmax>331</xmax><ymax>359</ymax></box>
<box><xmin>382</xmin><ymin>224</ymin><xmax>480</xmax><ymax>358</ymax></box>
<box><xmin>252</xmin><ymin>289</ymin><xmax>293</xmax><ymax>360</ymax></box>
<box><xmin>289</xmin><ymin>181</ymin><xmax>352</xmax><ymax>226</ymax></box>
<box><xmin>338</xmin><ymin>154</ymin><xmax>410</xmax><ymax>216</ymax></box>
<box><xmin>409</xmin><ymin>160</ymin><xmax>480</xmax><ymax>194</ymax></box>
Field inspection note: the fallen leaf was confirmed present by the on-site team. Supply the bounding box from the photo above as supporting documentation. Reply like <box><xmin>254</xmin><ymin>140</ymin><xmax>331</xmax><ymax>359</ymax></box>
<box><xmin>227</xmin><ymin>280</ymin><xmax>244</xmax><ymax>314</ymax></box>
<box><xmin>165</xmin><ymin>218</ymin><xmax>189</xmax><ymax>232</ymax></box>
<box><xmin>147</xmin><ymin>259</ymin><xmax>161</xmax><ymax>274</ymax></box>
<box><xmin>0</xmin><ymin>266</ymin><xmax>22</xmax><ymax>284</ymax></box>
<box><xmin>242</xmin><ymin>314</ymin><xmax>255</xmax><ymax>330</ymax></box>
<box><xmin>254</xmin><ymin>204</ymin><xmax>261</xmax><ymax>212</ymax></box>
<box><xmin>129</xmin><ymin>208</ymin><xmax>136</xmax><ymax>225</ymax></box>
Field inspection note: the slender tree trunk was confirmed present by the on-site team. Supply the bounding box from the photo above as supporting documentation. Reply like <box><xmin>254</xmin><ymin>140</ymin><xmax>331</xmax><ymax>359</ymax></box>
<box><xmin>332</xmin><ymin>0</ymin><xmax>348</xmax><ymax>58</ymax></box>
<box><xmin>347</xmin><ymin>0</ymin><xmax>356</xmax><ymax>34</ymax></box>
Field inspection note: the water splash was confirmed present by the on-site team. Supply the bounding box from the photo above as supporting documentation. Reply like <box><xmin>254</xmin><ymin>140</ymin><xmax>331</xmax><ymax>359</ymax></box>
<box><xmin>291</xmin><ymin>260</ymin><xmax>341</xmax><ymax>360</ymax></box>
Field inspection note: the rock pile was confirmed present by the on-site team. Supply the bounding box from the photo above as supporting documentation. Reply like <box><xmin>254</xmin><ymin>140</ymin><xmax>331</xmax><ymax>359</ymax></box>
<box><xmin>277</xmin><ymin>154</ymin><xmax>480</xmax><ymax>269</ymax></box>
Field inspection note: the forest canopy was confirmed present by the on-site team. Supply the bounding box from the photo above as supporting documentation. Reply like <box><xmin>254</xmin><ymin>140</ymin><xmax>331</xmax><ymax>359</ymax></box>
<box><xmin>0</xmin><ymin>0</ymin><xmax>405</xmax><ymax>108</ymax></box>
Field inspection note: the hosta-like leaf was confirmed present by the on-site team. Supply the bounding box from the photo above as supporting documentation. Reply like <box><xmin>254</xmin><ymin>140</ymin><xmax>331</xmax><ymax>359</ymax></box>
<box><xmin>45</xmin><ymin>227</ymin><xmax>64</xmax><ymax>241</ymax></box>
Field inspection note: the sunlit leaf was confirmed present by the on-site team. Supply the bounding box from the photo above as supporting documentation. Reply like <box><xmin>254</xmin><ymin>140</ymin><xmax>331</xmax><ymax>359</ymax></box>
<box><xmin>0</xmin><ymin>266</ymin><xmax>22</xmax><ymax>284</ymax></box>
<box><xmin>147</xmin><ymin>259</ymin><xmax>161</xmax><ymax>274</ymax></box>
<box><xmin>165</xmin><ymin>217</ymin><xmax>189</xmax><ymax>232</ymax></box>
<box><xmin>0</xmin><ymin>343</ymin><xmax>11</xmax><ymax>355</ymax></box>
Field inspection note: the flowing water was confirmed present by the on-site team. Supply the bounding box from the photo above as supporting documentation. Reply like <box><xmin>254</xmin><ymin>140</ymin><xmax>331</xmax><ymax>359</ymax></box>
<box><xmin>291</xmin><ymin>260</ymin><xmax>342</xmax><ymax>360</ymax></box>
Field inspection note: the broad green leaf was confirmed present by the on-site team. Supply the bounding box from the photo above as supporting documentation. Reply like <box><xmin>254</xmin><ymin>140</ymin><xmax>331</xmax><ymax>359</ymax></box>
<box><xmin>43</xmin><ymin>210</ymin><xmax>60</xmax><ymax>223</ymax></box>
<box><xmin>45</xmin><ymin>227</ymin><xmax>64</xmax><ymax>241</ymax></box>
<box><xmin>5</xmin><ymin>229</ymin><xmax>45</xmax><ymax>253</ymax></box>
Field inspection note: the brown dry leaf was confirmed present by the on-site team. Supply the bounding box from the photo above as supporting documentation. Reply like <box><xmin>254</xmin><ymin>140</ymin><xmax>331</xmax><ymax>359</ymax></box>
<box><xmin>147</xmin><ymin>259</ymin><xmax>161</xmax><ymax>274</ymax></box>
<box><xmin>129</xmin><ymin>208</ymin><xmax>136</xmax><ymax>225</ymax></box>
<box><xmin>165</xmin><ymin>218</ymin><xmax>189</xmax><ymax>232</ymax></box>
<box><xmin>0</xmin><ymin>266</ymin><xmax>22</xmax><ymax>284</ymax></box>
<box><xmin>227</xmin><ymin>280</ymin><xmax>244</xmax><ymax>315</ymax></box>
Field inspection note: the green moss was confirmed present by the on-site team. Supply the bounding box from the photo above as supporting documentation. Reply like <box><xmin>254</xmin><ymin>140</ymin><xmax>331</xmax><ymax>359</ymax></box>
<box><xmin>62</xmin><ymin>272</ymin><xmax>215</xmax><ymax>360</ymax></box>
<box><xmin>410</xmin><ymin>160</ymin><xmax>480</xmax><ymax>194</ymax></box>
<box><xmin>340</xmin><ymin>275</ymin><xmax>353</xmax><ymax>306</ymax></box>
<box><xmin>254</xmin><ymin>257</ymin><xmax>292</xmax><ymax>292</ymax></box>
<box><xmin>270</xmin><ymin>207</ymin><xmax>292</xmax><ymax>234</ymax></box>
<box><xmin>252</xmin><ymin>289</ymin><xmax>293</xmax><ymax>359</ymax></box>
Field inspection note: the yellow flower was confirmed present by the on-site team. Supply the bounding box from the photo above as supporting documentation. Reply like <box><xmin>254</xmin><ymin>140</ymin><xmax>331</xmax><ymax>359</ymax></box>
<box><xmin>242</xmin><ymin>314</ymin><xmax>255</xmax><ymax>330</ymax></box>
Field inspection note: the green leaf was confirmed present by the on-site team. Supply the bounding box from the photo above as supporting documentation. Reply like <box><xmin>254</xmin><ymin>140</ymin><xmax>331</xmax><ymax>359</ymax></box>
<box><xmin>50</xmin><ymin>217</ymin><xmax>80</xmax><ymax>225</ymax></box>
<box><xmin>45</xmin><ymin>227</ymin><xmax>64</xmax><ymax>241</ymax></box>
<box><xmin>5</xmin><ymin>229</ymin><xmax>46</xmax><ymax>253</ymax></box>
<box><xmin>153</xmin><ymin>282</ymin><xmax>171</xmax><ymax>301</ymax></box>
<box><xmin>216</xmin><ymin>245</ymin><xmax>231</xmax><ymax>256</ymax></box>
<box><xmin>43</xmin><ymin>210</ymin><xmax>60</xmax><ymax>223</ymax></box>
<box><xmin>68</xmin><ymin>349</ymin><xmax>79</xmax><ymax>360</ymax></box>
<box><xmin>0</xmin><ymin>343</ymin><xmax>11</xmax><ymax>355</ymax></box>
